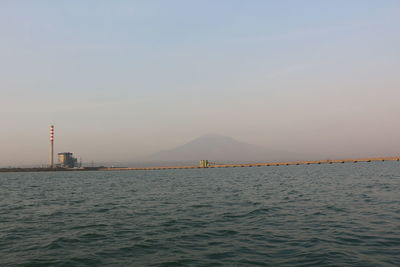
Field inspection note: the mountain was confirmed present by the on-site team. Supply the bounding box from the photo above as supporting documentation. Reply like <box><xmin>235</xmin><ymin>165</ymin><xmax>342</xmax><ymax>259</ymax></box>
<box><xmin>149</xmin><ymin>134</ymin><xmax>300</xmax><ymax>163</ymax></box>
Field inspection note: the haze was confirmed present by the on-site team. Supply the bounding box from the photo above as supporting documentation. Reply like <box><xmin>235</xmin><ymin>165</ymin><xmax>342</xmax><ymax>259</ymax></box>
<box><xmin>1</xmin><ymin>1</ymin><xmax>400</xmax><ymax>166</ymax></box>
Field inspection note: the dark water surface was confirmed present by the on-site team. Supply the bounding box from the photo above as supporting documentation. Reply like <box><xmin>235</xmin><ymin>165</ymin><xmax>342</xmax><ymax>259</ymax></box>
<box><xmin>1</xmin><ymin>162</ymin><xmax>399</xmax><ymax>266</ymax></box>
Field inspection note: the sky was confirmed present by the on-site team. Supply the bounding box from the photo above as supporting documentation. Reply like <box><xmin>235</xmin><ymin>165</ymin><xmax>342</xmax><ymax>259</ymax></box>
<box><xmin>1</xmin><ymin>0</ymin><xmax>400</xmax><ymax>166</ymax></box>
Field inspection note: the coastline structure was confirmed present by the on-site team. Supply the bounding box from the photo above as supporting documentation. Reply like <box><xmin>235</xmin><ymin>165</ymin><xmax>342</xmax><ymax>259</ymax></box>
<box><xmin>1</xmin><ymin>156</ymin><xmax>398</xmax><ymax>173</ymax></box>
<box><xmin>102</xmin><ymin>156</ymin><xmax>400</xmax><ymax>171</ymax></box>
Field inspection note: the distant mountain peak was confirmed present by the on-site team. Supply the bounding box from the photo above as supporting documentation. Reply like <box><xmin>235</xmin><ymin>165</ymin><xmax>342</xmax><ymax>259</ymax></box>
<box><xmin>189</xmin><ymin>133</ymin><xmax>237</xmax><ymax>143</ymax></box>
<box><xmin>149</xmin><ymin>134</ymin><xmax>296</xmax><ymax>162</ymax></box>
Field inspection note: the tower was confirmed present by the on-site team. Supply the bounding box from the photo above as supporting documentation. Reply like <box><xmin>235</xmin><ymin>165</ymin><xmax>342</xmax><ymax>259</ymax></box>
<box><xmin>49</xmin><ymin>125</ymin><xmax>54</xmax><ymax>168</ymax></box>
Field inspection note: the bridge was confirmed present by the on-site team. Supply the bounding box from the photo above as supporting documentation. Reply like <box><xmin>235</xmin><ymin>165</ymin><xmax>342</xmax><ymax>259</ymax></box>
<box><xmin>102</xmin><ymin>156</ymin><xmax>400</xmax><ymax>171</ymax></box>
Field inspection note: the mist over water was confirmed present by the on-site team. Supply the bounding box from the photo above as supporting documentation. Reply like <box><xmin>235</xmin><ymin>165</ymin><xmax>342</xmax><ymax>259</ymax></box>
<box><xmin>1</xmin><ymin>162</ymin><xmax>399</xmax><ymax>266</ymax></box>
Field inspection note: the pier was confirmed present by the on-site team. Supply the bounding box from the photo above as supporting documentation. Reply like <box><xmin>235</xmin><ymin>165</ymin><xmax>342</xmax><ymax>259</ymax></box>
<box><xmin>101</xmin><ymin>156</ymin><xmax>400</xmax><ymax>171</ymax></box>
<box><xmin>1</xmin><ymin>157</ymin><xmax>398</xmax><ymax>173</ymax></box>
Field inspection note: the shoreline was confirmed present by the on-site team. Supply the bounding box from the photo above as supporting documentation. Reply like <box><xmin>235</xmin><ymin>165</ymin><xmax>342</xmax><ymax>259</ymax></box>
<box><xmin>0</xmin><ymin>167</ymin><xmax>103</xmax><ymax>173</ymax></box>
<box><xmin>1</xmin><ymin>156</ymin><xmax>399</xmax><ymax>173</ymax></box>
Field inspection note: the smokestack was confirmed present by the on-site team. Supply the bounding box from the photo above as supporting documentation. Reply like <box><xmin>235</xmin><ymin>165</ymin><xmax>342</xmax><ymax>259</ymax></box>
<box><xmin>49</xmin><ymin>125</ymin><xmax>54</xmax><ymax>168</ymax></box>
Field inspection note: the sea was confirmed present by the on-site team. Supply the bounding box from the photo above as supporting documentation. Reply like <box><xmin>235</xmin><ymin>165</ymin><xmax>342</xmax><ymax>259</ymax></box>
<box><xmin>0</xmin><ymin>161</ymin><xmax>399</xmax><ymax>266</ymax></box>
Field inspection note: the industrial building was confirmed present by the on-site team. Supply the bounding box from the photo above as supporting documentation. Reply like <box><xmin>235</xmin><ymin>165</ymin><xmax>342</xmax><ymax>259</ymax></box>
<box><xmin>57</xmin><ymin>152</ymin><xmax>79</xmax><ymax>168</ymax></box>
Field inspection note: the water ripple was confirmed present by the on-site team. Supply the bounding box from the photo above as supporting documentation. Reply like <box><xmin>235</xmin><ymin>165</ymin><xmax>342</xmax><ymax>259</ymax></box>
<box><xmin>0</xmin><ymin>162</ymin><xmax>399</xmax><ymax>266</ymax></box>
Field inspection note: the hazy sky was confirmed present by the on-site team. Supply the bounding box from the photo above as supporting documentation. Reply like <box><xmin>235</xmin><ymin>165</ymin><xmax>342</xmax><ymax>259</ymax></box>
<box><xmin>1</xmin><ymin>1</ymin><xmax>400</xmax><ymax>166</ymax></box>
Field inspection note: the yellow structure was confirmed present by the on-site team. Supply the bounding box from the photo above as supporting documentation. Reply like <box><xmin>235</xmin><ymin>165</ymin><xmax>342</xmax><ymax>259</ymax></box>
<box><xmin>199</xmin><ymin>160</ymin><xmax>209</xmax><ymax>168</ymax></box>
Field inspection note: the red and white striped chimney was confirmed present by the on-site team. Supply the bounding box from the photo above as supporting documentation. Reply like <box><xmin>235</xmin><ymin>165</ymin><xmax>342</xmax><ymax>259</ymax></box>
<box><xmin>49</xmin><ymin>125</ymin><xmax>54</xmax><ymax>168</ymax></box>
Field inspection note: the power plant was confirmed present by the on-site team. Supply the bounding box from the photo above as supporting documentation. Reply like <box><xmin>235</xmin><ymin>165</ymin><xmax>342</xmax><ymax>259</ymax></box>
<box><xmin>57</xmin><ymin>152</ymin><xmax>79</xmax><ymax>168</ymax></box>
<box><xmin>48</xmin><ymin>125</ymin><xmax>80</xmax><ymax>169</ymax></box>
<box><xmin>0</xmin><ymin>124</ymin><xmax>398</xmax><ymax>172</ymax></box>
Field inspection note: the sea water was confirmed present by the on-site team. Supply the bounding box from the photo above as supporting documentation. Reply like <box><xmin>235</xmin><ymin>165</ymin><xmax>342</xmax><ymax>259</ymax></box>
<box><xmin>0</xmin><ymin>162</ymin><xmax>399</xmax><ymax>266</ymax></box>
